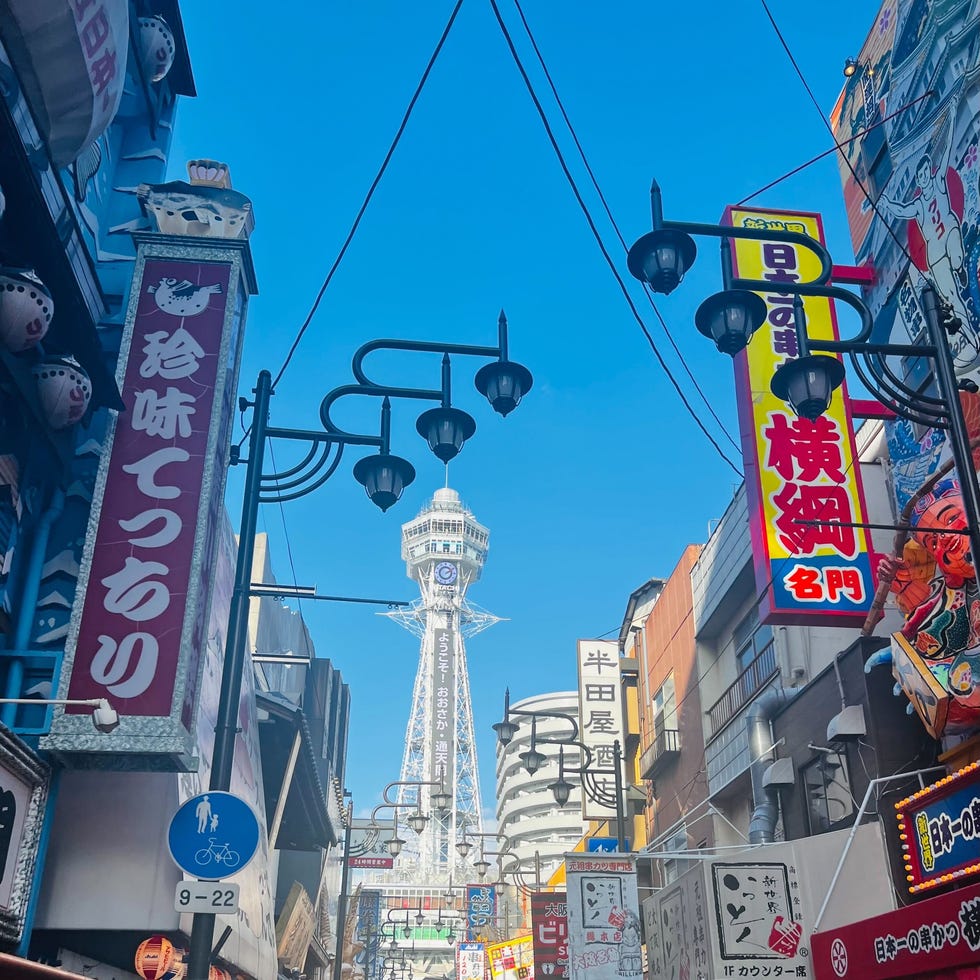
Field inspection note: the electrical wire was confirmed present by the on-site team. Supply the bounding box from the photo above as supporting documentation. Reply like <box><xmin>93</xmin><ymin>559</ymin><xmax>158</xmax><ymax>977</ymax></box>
<box><xmin>267</xmin><ymin>440</ymin><xmax>305</xmax><ymax>618</ymax></box>
<box><xmin>486</xmin><ymin>0</ymin><xmax>744</xmax><ymax>478</ymax></box>
<box><xmin>509</xmin><ymin>0</ymin><xmax>741</xmax><ymax>454</ymax></box>
<box><xmin>270</xmin><ymin>0</ymin><xmax>467</xmax><ymax>390</ymax></box>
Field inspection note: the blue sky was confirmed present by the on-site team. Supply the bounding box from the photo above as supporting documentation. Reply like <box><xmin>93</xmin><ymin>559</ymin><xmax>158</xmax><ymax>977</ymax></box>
<box><xmin>168</xmin><ymin>0</ymin><xmax>884</xmax><ymax>815</ymax></box>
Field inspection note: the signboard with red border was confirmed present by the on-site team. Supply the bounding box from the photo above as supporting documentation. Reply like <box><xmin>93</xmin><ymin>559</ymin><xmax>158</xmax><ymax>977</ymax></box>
<box><xmin>896</xmin><ymin>761</ymin><xmax>980</xmax><ymax>895</ymax></box>
<box><xmin>812</xmin><ymin>882</ymin><xmax>980</xmax><ymax>980</ymax></box>
<box><xmin>531</xmin><ymin>891</ymin><xmax>568</xmax><ymax>979</ymax></box>
<box><xmin>724</xmin><ymin>206</ymin><xmax>874</xmax><ymax>626</ymax></box>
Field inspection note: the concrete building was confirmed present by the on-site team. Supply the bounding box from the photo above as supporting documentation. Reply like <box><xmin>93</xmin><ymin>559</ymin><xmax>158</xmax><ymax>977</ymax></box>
<box><xmin>495</xmin><ymin>691</ymin><xmax>589</xmax><ymax>880</ymax></box>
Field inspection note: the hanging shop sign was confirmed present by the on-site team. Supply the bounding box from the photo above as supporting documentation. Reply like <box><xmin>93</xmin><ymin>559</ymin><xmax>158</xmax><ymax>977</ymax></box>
<box><xmin>487</xmin><ymin>935</ymin><xmax>535</xmax><ymax>980</ymax></box>
<box><xmin>812</xmin><ymin>881</ymin><xmax>980</xmax><ymax>980</ymax></box>
<box><xmin>895</xmin><ymin>760</ymin><xmax>980</xmax><ymax>895</ymax></box>
<box><xmin>531</xmin><ymin>891</ymin><xmax>568</xmax><ymax>979</ymax></box>
<box><xmin>467</xmin><ymin>883</ymin><xmax>497</xmax><ymax>942</ymax></box>
<box><xmin>565</xmin><ymin>854</ymin><xmax>641</xmax><ymax>980</ymax></box>
<box><xmin>724</xmin><ymin>206</ymin><xmax>874</xmax><ymax>626</ymax></box>
<box><xmin>42</xmin><ymin>237</ymin><xmax>253</xmax><ymax>766</ymax></box>
<box><xmin>457</xmin><ymin>942</ymin><xmax>486</xmax><ymax>980</ymax></box>
<box><xmin>576</xmin><ymin>641</ymin><xmax>625</xmax><ymax>823</ymax></box>
<box><xmin>346</xmin><ymin>819</ymin><xmax>395</xmax><ymax>869</ymax></box>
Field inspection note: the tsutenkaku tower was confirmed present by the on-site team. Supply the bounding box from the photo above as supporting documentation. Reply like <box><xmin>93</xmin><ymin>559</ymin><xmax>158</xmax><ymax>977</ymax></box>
<box><xmin>383</xmin><ymin>487</ymin><xmax>501</xmax><ymax>876</ymax></box>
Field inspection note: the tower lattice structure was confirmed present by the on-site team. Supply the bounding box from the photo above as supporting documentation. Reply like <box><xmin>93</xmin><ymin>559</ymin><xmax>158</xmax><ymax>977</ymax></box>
<box><xmin>382</xmin><ymin>487</ymin><xmax>501</xmax><ymax>878</ymax></box>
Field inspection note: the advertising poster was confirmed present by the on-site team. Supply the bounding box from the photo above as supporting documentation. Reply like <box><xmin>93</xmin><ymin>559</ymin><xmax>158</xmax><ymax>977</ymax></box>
<box><xmin>531</xmin><ymin>891</ymin><xmax>568</xmax><ymax>979</ymax></box>
<box><xmin>487</xmin><ymin>935</ymin><xmax>535</xmax><ymax>980</ymax></box>
<box><xmin>565</xmin><ymin>854</ymin><xmax>641</xmax><ymax>980</ymax></box>
<box><xmin>468</xmin><ymin>883</ymin><xmax>497</xmax><ymax>942</ymax></box>
<box><xmin>457</xmin><ymin>942</ymin><xmax>487</xmax><ymax>980</ymax></box>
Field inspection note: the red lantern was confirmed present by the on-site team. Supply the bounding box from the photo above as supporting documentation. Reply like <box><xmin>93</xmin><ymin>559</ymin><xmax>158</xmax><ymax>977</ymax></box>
<box><xmin>31</xmin><ymin>355</ymin><xmax>91</xmax><ymax>429</ymax></box>
<box><xmin>134</xmin><ymin>936</ymin><xmax>176</xmax><ymax>980</ymax></box>
<box><xmin>209</xmin><ymin>967</ymin><xmax>232</xmax><ymax>980</ymax></box>
<box><xmin>0</xmin><ymin>268</ymin><xmax>52</xmax><ymax>353</ymax></box>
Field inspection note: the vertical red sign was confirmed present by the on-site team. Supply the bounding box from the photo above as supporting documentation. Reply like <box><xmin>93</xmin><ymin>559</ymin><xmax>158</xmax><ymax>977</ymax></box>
<box><xmin>66</xmin><ymin>257</ymin><xmax>232</xmax><ymax>715</ymax></box>
<box><xmin>532</xmin><ymin>891</ymin><xmax>568</xmax><ymax>979</ymax></box>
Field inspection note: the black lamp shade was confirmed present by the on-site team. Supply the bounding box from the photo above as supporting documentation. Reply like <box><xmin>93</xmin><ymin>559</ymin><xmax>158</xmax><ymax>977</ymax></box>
<box><xmin>844</xmin><ymin>58</ymin><xmax>858</xmax><ymax>77</ymax></box>
<box><xmin>407</xmin><ymin>812</ymin><xmax>428</xmax><ymax>833</ymax></box>
<box><xmin>475</xmin><ymin>859</ymin><xmax>491</xmax><ymax>878</ymax></box>
<box><xmin>550</xmin><ymin>776</ymin><xmax>573</xmax><ymax>807</ymax></box>
<box><xmin>626</xmin><ymin>229</ymin><xmax>698</xmax><ymax>295</ymax></box>
<box><xmin>431</xmin><ymin>789</ymin><xmax>451</xmax><ymax>813</ymax></box>
<box><xmin>695</xmin><ymin>290</ymin><xmax>768</xmax><ymax>355</ymax></box>
<box><xmin>455</xmin><ymin>839</ymin><xmax>472</xmax><ymax>858</ymax></box>
<box><xmin>447</xmin><ymin>932</ymin><xmax>455</xmax><ymax>946</ymax></box>
<box><xmin>389</xmin><ymin>835</ymin><xmax>406</xmax><ymax>857</ymax></box>
<box><xmin>492</xmin><ymin>719</ymin><xmax>519</xmax><ymax>745</ymax></box>
<box><xmin>475</xmin><ymin>360</ymin><xmax>533</xmax><ymax>417</ymax></box>
<box><xmin>416</xmin><ymin>406</ymin><xmax>476</xmax><ymax>462</ymax></box>
<box><xmin>771</xmin><ymin>354</ymin><xmax>846</xmax><ymax>421</ymax></box>
<box><xmin>519</xmin><ymin>747</ymin><xmax>547</xmax><ymax>775</ymax></box>
<box><xmin>353</xmin><ymin>452</ymin><xmax>416</xmax><ymax>511</ymax></box>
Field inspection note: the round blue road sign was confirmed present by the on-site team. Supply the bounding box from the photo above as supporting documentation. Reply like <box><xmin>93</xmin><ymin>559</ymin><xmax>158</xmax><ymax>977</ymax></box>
<box><xmin>168</xmin><ymin>791</ymin><xmax>260</xmax><ymax>880</ymax></box>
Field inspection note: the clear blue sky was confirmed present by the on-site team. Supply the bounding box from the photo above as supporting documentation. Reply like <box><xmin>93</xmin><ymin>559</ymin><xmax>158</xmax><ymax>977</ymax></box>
<box><xmin>169</xmin><ymin>0</ymin><xmax>884</xmax><ymax>816</ymax></box>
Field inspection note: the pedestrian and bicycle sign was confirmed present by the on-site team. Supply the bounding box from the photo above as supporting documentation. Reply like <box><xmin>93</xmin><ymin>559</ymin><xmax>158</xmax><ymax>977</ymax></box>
<box><xmin>167</xmin><ymin>791</ymin><xmax>260</xmax><ymax>880</ymax></box>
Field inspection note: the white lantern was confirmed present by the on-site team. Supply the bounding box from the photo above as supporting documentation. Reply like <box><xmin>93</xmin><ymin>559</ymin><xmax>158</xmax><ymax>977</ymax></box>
<box><xmin>0</xmin><ymin>268</ymin><xmax>52</xmax><ymax>353</ymax></box>
<box><xmin>32</xmin><ymin>355</ymin><xmax>91</xmax><ymax>429</ymax></box>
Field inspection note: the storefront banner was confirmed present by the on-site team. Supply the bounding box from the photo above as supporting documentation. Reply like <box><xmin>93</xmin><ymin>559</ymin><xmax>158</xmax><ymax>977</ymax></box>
<box><xmin>357</xmin><ymin>889</ymin><xmax>382</xmax><ymax>980</ymax></box>
<box><xmin>467</xmin><ymin>883</ymin><xmax>497</xmax><ymax>942</ymax></box>
<box><xmin>44</xmin><ymin>239</ymin><xmax>251</xmax><ymax>764</ymax></box>
<box><xmin>457</xmin><ymin>942</ymin><xmax>486</xmax><ymax>980</ymax></box>
<box><xmin>576</xmin><ymin>641</ymin><xmax>625</xmax><ymax>822</ymax></box>
<box><xmin>347</xmin><ymin>819</ymin><xmax>395</xmax><ymax>869</ymax></box>
<box><xmin>531</xmin><ymin>891</ymin><xmax>568</xmax><ymax>978</ymax></box>
<box><xmin>725</xmin><ymin>206</ymin><xmax>874</xmax><ymax>626</ymax></box>
<box><xmin>565</xmin><ymin>854</ymin><xmax>641</xmax><ymax>980</ymax></box>
<box><xmin>487</xmin><ymin>935</ymin><xmax>535</xmax><ymax>980</ymax></box>
<box><xmin>896</xmin><ymin>760</ymin><xmax>980</xmax><ymax>894</ymax></box>
<box><xmin>812</xmin><ymin>881</ymin><xmax>980</xmax><ymax>980</ymax></box>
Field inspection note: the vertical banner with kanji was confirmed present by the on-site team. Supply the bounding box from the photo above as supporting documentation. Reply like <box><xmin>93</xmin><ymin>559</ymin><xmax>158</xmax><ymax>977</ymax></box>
<box><xmin>457</xmin><ymin>942</ymin><xmax>487</xmax><ymax>980</ymax></box>
<box><xmin>565</xmin><ymin>855</ymin><xmax>641</xmax><ymax>980</ymax></box>
<box><xmin>576</xmin><ymin>641</ymin><xmax>625</xmax><ymax>822</ymax></box>
<box><xmin>468</xmin><ymin>883</ymin><xmax>497</xmax><ymax>942</ymax></box>
<box><xmin>725</xmin><ymin>206</ymin><xmax>874</xmax><ymax>625</ymax></box>
<box><xmin>531</xmin><ymin>891</ymin><xmax>569</xmax><ymax>979</ymax></box>
<box><xmin>43</xmin><ymin>238</ymin><xmax>253</xmax><ymax>764</ymax></box>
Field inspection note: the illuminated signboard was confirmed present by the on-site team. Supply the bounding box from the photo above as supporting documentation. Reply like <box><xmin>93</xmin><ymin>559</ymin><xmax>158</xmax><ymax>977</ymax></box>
<box><xmin>724</xmin><ymin>206</ymin><xmax>874</xmax><ymax>625</ymax></box>
<box><xmin>896</xmin><ymin>760</ymin><xmax>980</xmax><ymax>895</ymax></box>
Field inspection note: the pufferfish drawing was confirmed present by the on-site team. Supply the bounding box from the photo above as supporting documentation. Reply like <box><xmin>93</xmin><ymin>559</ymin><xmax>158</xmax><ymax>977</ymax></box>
<box><xmin>148</xmin><ymin>277</ymin><xmax>222</xmax><ymax>317</ymax></box>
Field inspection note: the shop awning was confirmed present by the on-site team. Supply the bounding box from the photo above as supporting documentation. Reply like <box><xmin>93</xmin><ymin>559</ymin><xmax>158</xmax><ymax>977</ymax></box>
<box><xmin>0</xmin><ymin>0</ymin><xmax>129</xmax><ymax>167</ymax></box>
<box><xmin>0</xmin><ymin>953</ymin><xmax>89</xmax><ymax>980</ymax></box>
<box><xmin>257</xmin><ymin>692</ymin><xmax>336</xmax><ymax>851</ymax></box>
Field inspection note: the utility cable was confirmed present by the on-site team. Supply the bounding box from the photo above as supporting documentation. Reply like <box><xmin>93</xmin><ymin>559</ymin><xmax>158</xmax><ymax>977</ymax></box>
<box><xmin>266</xmin><ymin>440</ymin><xmax>305</xmax><ymax>618</ymax></box>
<box><xmin>271</xmin><ymin>0</ymin><xmax>467</xmax><ymax>390</ymax></box>
<box><xmin>487</xmin><ymin>0</ymin><xmax>743</xmax><ymax>477</ymax></box>
<box><xmin>509</xmin><ymin>0</ymin><xmax>741</xmax><ymax>454</ymax></box>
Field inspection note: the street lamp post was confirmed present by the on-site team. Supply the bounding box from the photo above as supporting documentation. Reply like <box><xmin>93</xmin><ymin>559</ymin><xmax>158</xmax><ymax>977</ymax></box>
<box><xmin>186</xmin><ymin>319</ymin><xmax>532</xmax><ymax>980</ymax></box>
<box><xmin>493</xmin><ymin>691</ymin><xmax>629</xmax><ymax>852</ymax></box>
<box><xmin>625</xmin><ymin>179</ymin><xmax>980</xmax><ymax>575</ymax></box>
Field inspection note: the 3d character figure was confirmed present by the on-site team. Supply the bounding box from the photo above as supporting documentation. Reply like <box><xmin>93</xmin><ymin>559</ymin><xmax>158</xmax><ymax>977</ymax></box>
<box><xmin>879</xmin><ymin>92</ymin><xmax>980</xmax><ymax>371</ymax></box>
<box><xmin>880</xmin><ymin>478</ymin><xmax>980</xmax><ymax>717</ymax></box>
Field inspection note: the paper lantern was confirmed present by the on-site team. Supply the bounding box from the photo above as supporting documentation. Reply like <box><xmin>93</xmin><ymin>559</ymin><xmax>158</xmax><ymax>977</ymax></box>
<box><xmin>209</xmin><ymin>967</ymin><xmax>232</xmax><ymax>980</ymax></box>
<box><xmin>135</xmin><ymin>936</ymin><xmax>176</xmax><ymax>980</ymax></box>
<box><xmin>32</xmin><ymin>355</ymin><xmax>91</xmax><ymax>429</ymax></box>
<box><xmin>160</xmin><ymin>948</ymin><xmax>188</xmax><ymax>980</ymax></box>
<box><xmin>138</xmin><ymin>16</ymin><xmax>176</xmax><ymax>83</ymax></box>
<box><xmin>0</xmin><ymin>268</ymin><xmax>52</xmax><ymax>352</ymax></box>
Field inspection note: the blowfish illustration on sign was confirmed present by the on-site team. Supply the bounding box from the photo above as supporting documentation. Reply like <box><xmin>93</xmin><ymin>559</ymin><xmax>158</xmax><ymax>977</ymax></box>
<box><xmin>148</xmin><ymin>277</ymin><xmax>222</xmax><ymax>317</ymax></box>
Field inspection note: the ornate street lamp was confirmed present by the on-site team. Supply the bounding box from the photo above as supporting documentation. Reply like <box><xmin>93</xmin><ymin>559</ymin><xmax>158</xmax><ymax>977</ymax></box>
<box><xmin>626</xmin><ymin>178</ymin><xmax>980</xmax><ymax>572</ymax></box>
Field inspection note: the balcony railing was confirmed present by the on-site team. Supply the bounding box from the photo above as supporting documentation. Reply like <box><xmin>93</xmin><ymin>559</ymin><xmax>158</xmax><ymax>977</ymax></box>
<box><xmin>639</xmin><ymin>727</ymin><xmax>681</xmax><ymax>781</ymax></box>
<box><xmin>707</xmin><ymin>640</ymin><xmax>778</xmax><ymax>737</ymax></box>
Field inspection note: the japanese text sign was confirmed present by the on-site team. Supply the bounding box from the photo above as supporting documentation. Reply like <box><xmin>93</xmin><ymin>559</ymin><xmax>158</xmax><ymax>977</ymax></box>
<box><xmin>467</xmin><ymin>884</ymin><xmax>497</xmax><ymax>942</ymax></box>
<box><xmin>487</xmin><ymin>935</ymin><xmax>535</xmax><ymax>980</ymax></box>
<box><xmin>576</xmin><ymin>641</ymin><xmax>624</xmax><ymax>822</ymax></box>
<box><xmin>812</xmin><ymin>882</ymin><xmax>980</xmax><ymax>980</ymax></box>
<box><xmin>725</xmin><ymin>206</ymin><xmax>874</xmax><ymax>626</ymax></box>
<box><xmin>347</xmin><ymin>819</ymin><xmax>395</xmax><ymax>870</ymax></box>
<box><xmin>45</xmin><ymin>242</ymin><xmax>250</xmax><ymax>763</ymax></box>
<box><xmin>457</xmin><ymin>943</ymin><xmax>486</xmax><ymax>980</ymax></box>
<box><xmin>531</xmin><ymin>891</ymin><xmax>568</xmax><ymax>979</ymax></box>
<box><xmin>565</xmin><ymin>854</ymin><xmax>641</xmax><ymax>980</ymax></box>
<box><xmin>430</xmin><ymin>621</ymin><xmax>456</xmax><ymax>791</ymax></box>
<box><xmin>896</xmin><ymin>760</ymin><xmax>980</xmax><ymax>895</ymax></box>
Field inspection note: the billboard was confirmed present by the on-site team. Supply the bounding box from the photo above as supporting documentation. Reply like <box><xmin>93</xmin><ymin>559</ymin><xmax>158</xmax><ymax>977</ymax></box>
<box><xmin>43</xmin><ymin>237</ymin><xmax>251</xmax><ymax>764</ymax></box>
<box><xmin>487</xmin><ymin>935</ymin><xmax>535</xmax><ymax>980</ymax></box>
<box><xmin>467</xmin><ymin>883</ymin><xmax>497</xmax><ymax>942</ymax></box>
<box><xmin>725</xmin><ymin>206</ymin><xmax>875</xmax><ymax>625</ymax></box>
<box><xmin>576</xmin><ymin>641</ymin><xmax>625</xmax><ymax>822</ymax></box>
<box><xmin>565</xmin><ymin>854</ymin><xmax>641</xmax><ymax>980</ymax></box>
<box><xmin>531</xmin><ymin>891</ymin><xmax>568</xmax><ymax>979</ymax></box>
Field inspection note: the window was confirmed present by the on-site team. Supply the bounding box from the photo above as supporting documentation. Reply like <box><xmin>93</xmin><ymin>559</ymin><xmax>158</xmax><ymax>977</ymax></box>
<box><xmin>661</xmin><ymin>827</ymin><xmax>688</xmax><ymax>885</ymax></box>
<box><xmin>652</xmin><ymin>674</ymin><xmax>677</xmax><ymax>736</ymax></box>
<box><xmin>802</xmin><ymin>752</ymin><xmax>855</xmax><ymax>834</ymax></box>
<box><xmin>733</xmin><ymin>608</ymin><xmax>773</xmax><ymax>676</ymax></box>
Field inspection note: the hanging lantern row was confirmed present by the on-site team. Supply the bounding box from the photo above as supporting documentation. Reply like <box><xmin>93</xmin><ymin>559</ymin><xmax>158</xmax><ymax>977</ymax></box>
<box><xmin>0</xmin><ymin>266</ymin><xmax>91</xmax><ymax>429</ymax></box>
